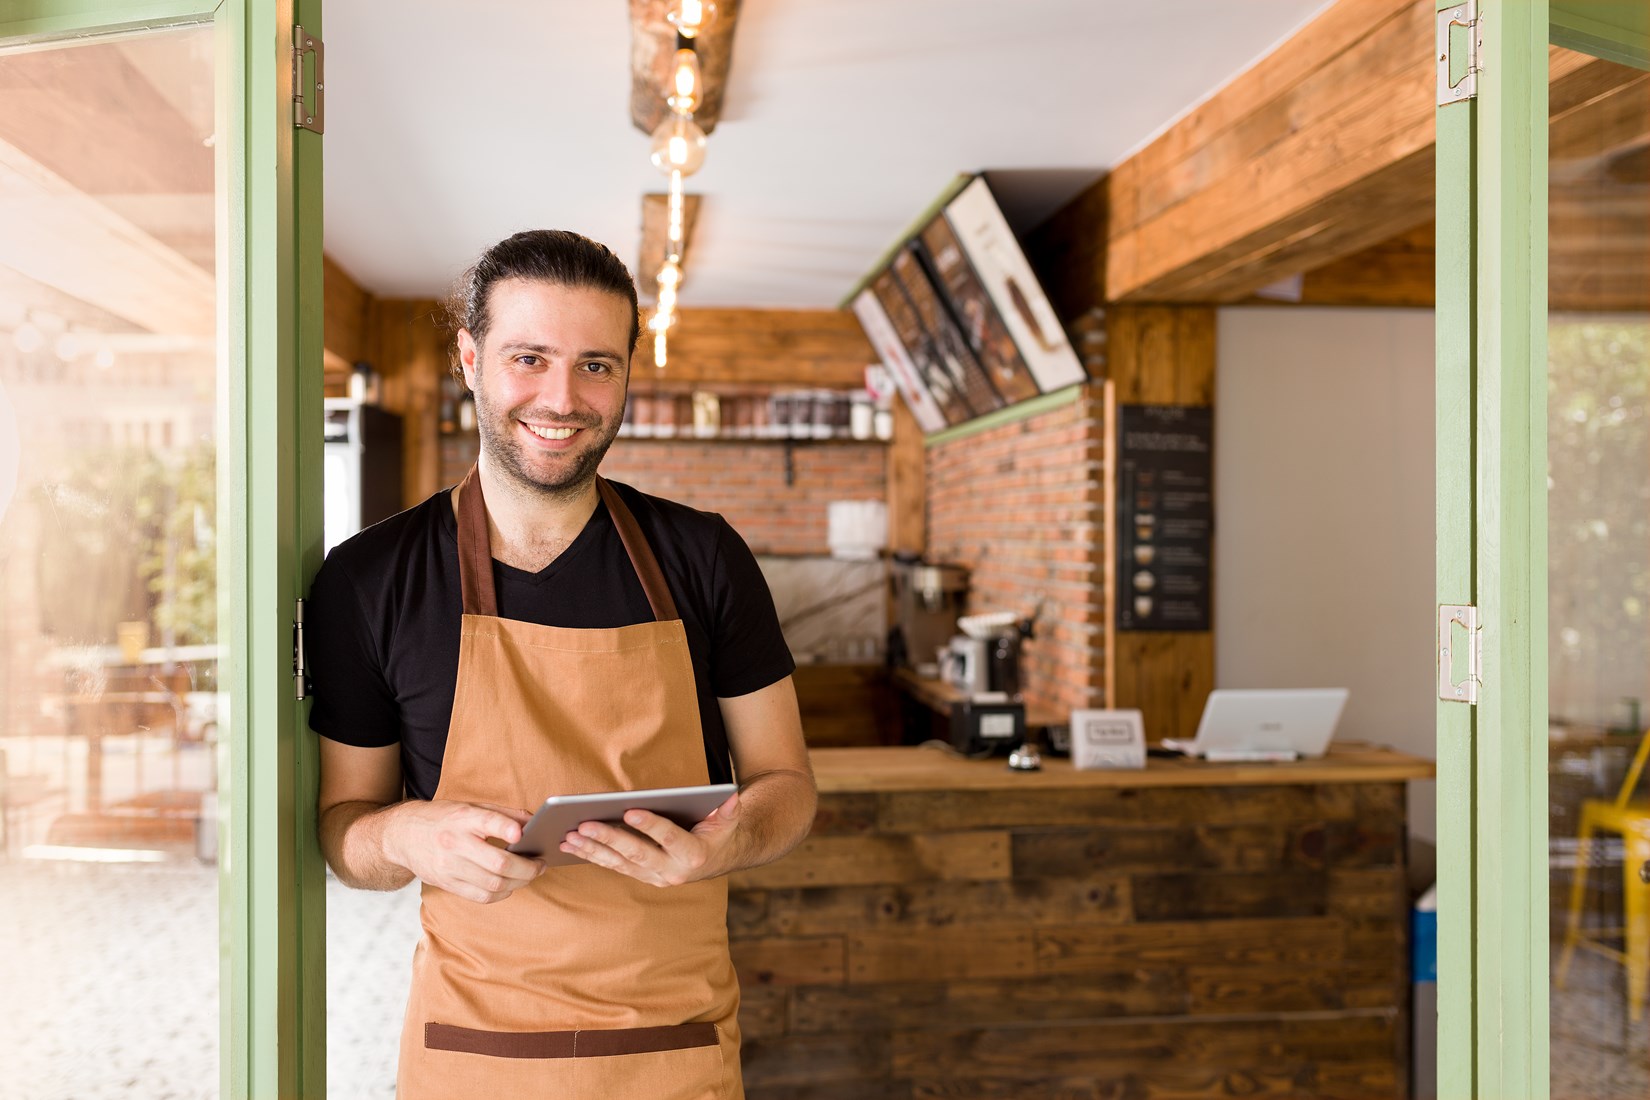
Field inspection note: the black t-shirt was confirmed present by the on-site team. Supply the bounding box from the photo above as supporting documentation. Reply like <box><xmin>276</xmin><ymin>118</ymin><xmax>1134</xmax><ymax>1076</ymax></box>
<box><xmin>306</xmin><ymin>479</ymin><xmax>795</xmax><ymax>800</ymax></box>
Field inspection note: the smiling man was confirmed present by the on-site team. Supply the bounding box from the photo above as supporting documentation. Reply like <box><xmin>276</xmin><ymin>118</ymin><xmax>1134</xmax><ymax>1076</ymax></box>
<box><xmin>308</xmin><ymin>229</ymin><xmax>816</xmax><ymax>1100</ymax></box>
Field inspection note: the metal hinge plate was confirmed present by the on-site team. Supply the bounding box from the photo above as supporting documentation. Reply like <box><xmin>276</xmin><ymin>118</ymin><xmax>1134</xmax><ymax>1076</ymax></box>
<box><xmin>1439</xmin><ymin>604</ymin><xmax>1481</xmax><ymax>704</ymax></box>
<box><xmin>292</xmin><ymin>25</ymin><xmax>324</xmax><ymax>133</ymax></box>
<box><xmin>294</xmin><ymin>597</ymin><xmax>309</xmax><ymax>701</ymax></box>
<box><xmin>1437</xmin><ymin>1</ymin><xmax>1481</xmax><ymax>106</ymax></box>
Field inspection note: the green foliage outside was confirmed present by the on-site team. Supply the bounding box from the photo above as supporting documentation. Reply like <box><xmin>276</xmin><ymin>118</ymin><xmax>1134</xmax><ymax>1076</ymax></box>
<box><xmin>1548</xmin><ymin>317</ymin><xmax>1650</xmax><ymax>729</ymax></box>
<box><xmin>33</xmin><ymin>444</ymin><xmax>216</xmax><ymax>648</ymax></box>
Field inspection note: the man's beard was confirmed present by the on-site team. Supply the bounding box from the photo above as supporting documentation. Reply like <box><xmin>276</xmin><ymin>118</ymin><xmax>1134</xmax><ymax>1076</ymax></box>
<box><xmin>472</xmin><ymin>381</ymin><xmax>623</xmax><ymax>500</ymax></box>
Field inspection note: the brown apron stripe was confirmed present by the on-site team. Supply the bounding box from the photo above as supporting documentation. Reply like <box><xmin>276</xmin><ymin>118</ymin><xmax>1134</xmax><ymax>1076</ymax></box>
<box><xmin>454</xmin><ymin>466</ymin><xmax>679</xmax><ymax>623</ymax></box>
<box><xmin>597</xmin><ymin>477</ymin><xmax>680</xmax><ymax>623</ymax></box>
<box><xmin>454</xmin><ymin>466</ymin><xmax>498</xmax><ymax>618</ymax></box>
<box><xmin>424</xmin><ymin>1021</ymin><xmax>717</xmax><ymax>1059</ymax></box>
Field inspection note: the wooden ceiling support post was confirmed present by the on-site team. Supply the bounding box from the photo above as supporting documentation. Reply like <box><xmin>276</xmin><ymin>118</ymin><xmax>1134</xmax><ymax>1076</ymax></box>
<box><xmin>1105</xmin><ymin>306</ymin><xmax>1216</xmax><ymax>744</ymax></box>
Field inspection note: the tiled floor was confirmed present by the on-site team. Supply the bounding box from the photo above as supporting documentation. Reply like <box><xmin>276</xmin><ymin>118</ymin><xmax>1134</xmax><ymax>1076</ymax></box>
<box><xmin>1551</xmin><ymin>946</ymin><xmax>1650</xmax><ymax>1100</ymax></box>
<box><xmin>0</xmin><ymin>856</ymin><xmax>420</xmax><ymax>1100</ymax></box>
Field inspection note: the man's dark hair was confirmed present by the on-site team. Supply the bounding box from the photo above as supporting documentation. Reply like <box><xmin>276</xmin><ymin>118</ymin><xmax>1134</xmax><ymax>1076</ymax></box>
<box><xmin>445</xmin><ymin>229</ymin><xmax>640</xmax><ymax>386</ymax></box>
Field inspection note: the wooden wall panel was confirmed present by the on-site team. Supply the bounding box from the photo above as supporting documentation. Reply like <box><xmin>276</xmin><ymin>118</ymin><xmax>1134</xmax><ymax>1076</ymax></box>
<box><xmin>322</xmin><ymin>253</ymin><xmax>372</xmax><ymax>381</ymax></box>
<box><xmin>733</xmin><ymin>778</ymin><xmax>1413</xmax><ymax>1098</ymax></box>
<box><xmin>885</xmin><ymin>398</ymin><xmax>925</xmax><ymax>555</ymax></box>
<box><xmin>790</xmin><ymin>664</ymin><xmax>900</xmax><ymax>748</ymax></box>
<box><xmin>729</xmin><ymin>831</ymin><xmax>1010</xmax><ymax>891</ymax></box>
<box><xmin>656</xmin><ymin>308</ymin><xmax>874</xmax><ymax>386</ymax></box>
<box><xmin>367</xmin><ymin>298</ymin><xmax>447</xmax><ymax>507</ymax></box>
<box><xmin>1106</xmin><ymin>306</ymin><xmax>1216</xmax><ymax>743</ymax></box>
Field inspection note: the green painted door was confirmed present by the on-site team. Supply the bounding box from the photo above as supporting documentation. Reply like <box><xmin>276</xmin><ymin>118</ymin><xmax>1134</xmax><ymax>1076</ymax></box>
<box><xmin>1437</xmin><ymin>1</ymin><xmax>1648</xmax><ymax>1096</ymax></box>
<box><xmin>0</xmin><ymin>1</ymin><xmax>326</xmax><ymax>1096</ymax></box>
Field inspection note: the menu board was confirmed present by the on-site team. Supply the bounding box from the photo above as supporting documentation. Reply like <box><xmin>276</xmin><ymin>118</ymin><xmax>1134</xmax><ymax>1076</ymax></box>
<box><xmin>850</xmin><ymin>175</ymin><xmax>1087</xmax><ymax>432</ymax></box>
<box><xmin>942</xmin><ymin>178</ymin><xmax>1087</xmax><ymax>394</ymax></box>
<box><xmin>918</xmin><ymin>214</ymin><xmax>1042</xmax><ymax>405</ymax></box>
<box><xmin>868</xmin><ymin>268</ymin><xmax>974</xmax><ymax>427</ymax></box>
<box><xmin>890</xmin><ymin>246</ymin><xmax>1004</xmax><ymax>421</ymax></box>
<box><xmin>849</xmin><ymin>289</ymin><xmax>948</xmax><ymax>433</ymax></box>
<box><xmin>1115</xmin><ymin>405</ymin><xmax>1213</xmax><ymax>633</ymax></box>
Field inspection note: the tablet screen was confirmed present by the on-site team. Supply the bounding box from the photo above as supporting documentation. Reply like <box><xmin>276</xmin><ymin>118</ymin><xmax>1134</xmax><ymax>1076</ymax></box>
<box><xmin>507</xmin><ymin>782</ymin><xmax>737</xmax><ymax>863</ymax></box>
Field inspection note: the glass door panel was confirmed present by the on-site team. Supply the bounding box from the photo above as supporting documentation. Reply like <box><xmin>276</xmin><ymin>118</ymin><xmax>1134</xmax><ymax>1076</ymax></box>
<box><xmin>0</xmin><ymin>23</ymin><xmax>223</xmax><ymax>1098</ymax></box>
<box><xmin>1547</xmin><ymin>44</ymin><xmax>1650</xmax><ymax>1100</ymax></box>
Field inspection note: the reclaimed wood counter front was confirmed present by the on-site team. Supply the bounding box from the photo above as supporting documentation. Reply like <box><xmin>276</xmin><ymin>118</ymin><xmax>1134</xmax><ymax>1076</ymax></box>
<box><xmin>729</xmin><ymin>744</ymin><xmax>1434</xmax><ymax>1100</ymax></box>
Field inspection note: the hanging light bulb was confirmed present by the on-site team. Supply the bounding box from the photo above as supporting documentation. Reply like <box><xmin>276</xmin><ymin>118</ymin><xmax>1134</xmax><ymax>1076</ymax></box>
<box><xmin>649</xmin><ymin>113</ymin><xmax>707</xmax><ymax>177</ymax></box>
<box><xmin>667</xmin><ymin>47</ymin><xmax>703</xmax><ymax>115</ymax></box>
<box><xmin>657</xmin><ymin>261</ymin><xmax>683</xmax><ymax>290</ymax></box>
<box><xmin>666</xmin><ymin>0</ymin><xmax>718</xmax><ymax>39</ymax></box>
<box><xmin>667</xmin><ymin>172</ymin><xmax>687</xmax><ymax>247</ymax></box>
<box><xmin>654</xmin><ymin>329</ymin><xmax>668</xmax><ymax>370</ymax></box>
<box><xmin>94</xmin><ymin>347</ymin><xmax>117</xmax><ymax>370</ymax></box>
<box><xmin>656</xmin><ymin>282</ymin><xmax>679</xmax><ymax>317</ymax></box>
<box><xmin>11</xmin><ymin>321</ymin><xmax>42</xmax><ymax>354</ymax></box>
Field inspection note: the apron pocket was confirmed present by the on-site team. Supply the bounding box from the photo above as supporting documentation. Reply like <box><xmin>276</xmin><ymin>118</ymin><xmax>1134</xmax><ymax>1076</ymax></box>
<box><xmin>424</xmin><ymin>1021</ymin><xmax>717</xmax><ymax>1059</ymax></box>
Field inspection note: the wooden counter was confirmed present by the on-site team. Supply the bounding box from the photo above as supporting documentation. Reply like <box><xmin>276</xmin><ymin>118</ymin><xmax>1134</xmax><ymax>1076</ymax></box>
<box><xmin>729</xmin><ymin>744</ymin><xmax>1434</xmax><ymax>1100</ymax></box>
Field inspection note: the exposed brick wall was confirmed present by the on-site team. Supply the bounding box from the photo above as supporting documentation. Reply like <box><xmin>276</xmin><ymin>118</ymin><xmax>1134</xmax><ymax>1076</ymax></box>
<box><xmin>602</xmin><ymin>441</ymin><xmax>887</xmax><ymax>556</ymax></box>
<box><xmin>440</xmin><ymin>434</ymin><xmax>888</xmax><ymax>557</ymax></box>
<box><xmin>926</xmin><ymin>386</ymin><xmax>1107</xmax><ymax>715</ymax></box>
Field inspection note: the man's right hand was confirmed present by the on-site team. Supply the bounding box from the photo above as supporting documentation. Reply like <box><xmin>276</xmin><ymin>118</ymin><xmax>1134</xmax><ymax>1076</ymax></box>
<box><xmin>381</xmin><ymin>800</ymin><xmax>545</xmax><ymax>904</ymax></box>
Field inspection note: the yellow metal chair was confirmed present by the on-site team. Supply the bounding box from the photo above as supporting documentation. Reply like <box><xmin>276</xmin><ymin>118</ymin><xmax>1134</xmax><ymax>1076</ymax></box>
<box><xmin>1557</xmin><ymin>728</ymin><xmax>1650</xmax><ymax>1020</ymax></box>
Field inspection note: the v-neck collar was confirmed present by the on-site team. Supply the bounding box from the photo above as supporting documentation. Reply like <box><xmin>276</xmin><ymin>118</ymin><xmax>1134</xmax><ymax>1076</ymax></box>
<box><xmin>440</xmin><ymin>486</ymin><xmax>611</xmax><ymax>588</ymax></box>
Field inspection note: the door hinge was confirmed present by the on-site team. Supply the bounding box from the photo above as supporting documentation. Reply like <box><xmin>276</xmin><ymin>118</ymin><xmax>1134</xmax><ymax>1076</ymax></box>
<box><xmin>1439</xmin><ymin>604</ymin><xmax>1482</xmax><ymax>704</ymax></box>
<box><xmin>294</xmin><ymin>597</ymin><xmax>310</xmax><ymax>701</ymax></box>
<box><xmin>1437</xmin><ymin>1</ymin><xmax>1481</xmax><ymax>106</ymax></box>
<box><xmin>292</xmin><ymin>25</ymin><xmax>324</xmax><ymax>133</ymax></box>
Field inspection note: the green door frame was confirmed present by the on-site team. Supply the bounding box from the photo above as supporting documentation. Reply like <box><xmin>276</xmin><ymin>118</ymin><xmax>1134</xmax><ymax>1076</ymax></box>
<box><xmin>0</xmin><ymin>1</ymin><xmax>326</xmax><ymax>1096</ymax></box>
<box><xmin>1437</xmin><ymin>1</ymin><xmax>1648</xmax><ymax>1095</ymax></box>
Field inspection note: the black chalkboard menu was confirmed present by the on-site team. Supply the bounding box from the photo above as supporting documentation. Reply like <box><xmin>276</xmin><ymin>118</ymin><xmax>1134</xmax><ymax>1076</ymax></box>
<box><xmin>1116</xmin><ymin>405</ymin><xmax>1214</xmax><ymax>632</ymax></box>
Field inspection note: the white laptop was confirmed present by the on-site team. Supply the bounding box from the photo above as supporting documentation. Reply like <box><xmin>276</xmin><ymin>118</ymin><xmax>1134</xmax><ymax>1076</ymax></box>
<box><xmin>1161</xmin><ymin>688</ymin><xmax>1349</xmax><ymax>762</ymax></box>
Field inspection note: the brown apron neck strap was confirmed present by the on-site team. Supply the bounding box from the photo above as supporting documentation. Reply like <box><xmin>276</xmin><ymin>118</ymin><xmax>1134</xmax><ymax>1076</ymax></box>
<box><xmin>456</xmin><ymin>467</ymin><xmax>678</xmax><ymax>623</ymax></box>
<box><xmin>455</xmin><ymin>465</ymin><xmax>498</xmax><ymax>617</ymax></box>
<box><xmin>597</xmin><ymin>478</ymin><xmax>679</xmax><ymax>622</ymax></box>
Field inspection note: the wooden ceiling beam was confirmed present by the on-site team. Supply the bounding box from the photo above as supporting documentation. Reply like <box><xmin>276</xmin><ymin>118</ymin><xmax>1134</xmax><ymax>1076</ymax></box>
<box><xmin>0</xmin><ymin>135</ymin><xmax>213</xmax><ymax>336</ymax></box>
<box><xmin>636</xmin><ymin>191</ymin><xmax>702</xmax><ymax>297</ymax></box>
<box><xmin>1072</xmin><ymin>0</ymin><xmax>1644</xmax><ymax>305</ymax></box>
<box><xmin>628</xmin><ymin>0</ymin><xmax>743</xmax><ymax>138</ymax></box>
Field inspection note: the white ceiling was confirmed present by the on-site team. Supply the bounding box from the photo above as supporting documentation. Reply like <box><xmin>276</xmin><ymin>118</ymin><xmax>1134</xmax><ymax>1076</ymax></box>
<box><xmin>322</xmin><ymin>0</ymin><xmax>1334</xmax><ymax>308</ymax></box>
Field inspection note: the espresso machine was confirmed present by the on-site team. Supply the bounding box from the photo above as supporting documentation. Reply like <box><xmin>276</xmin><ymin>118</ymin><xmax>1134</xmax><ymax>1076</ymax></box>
<box><xmin>947</xmin><ymin>611</ymin><xmax>1031</xmax><ymax>699</ymax></box>
<box><xmin>890</xmin><ymin>558</ymin><xmax>969</xmax><ymax>674</ymax></box>
<box><xmin>944</xmin><ymin>610</ymin><xmax>1037</xmax><ymax>754</ymax></box>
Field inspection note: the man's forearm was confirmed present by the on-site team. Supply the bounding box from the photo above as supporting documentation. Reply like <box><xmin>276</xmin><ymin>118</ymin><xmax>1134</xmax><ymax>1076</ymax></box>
<box><xmin>320</xmin><ymin>799</ymin><xmax>416</xmax><ymax>891</ymax></box>
<box><xmin>713</xmin><ymin>767</ymin><xmax>817</xmax><ymax>878</ymax></box>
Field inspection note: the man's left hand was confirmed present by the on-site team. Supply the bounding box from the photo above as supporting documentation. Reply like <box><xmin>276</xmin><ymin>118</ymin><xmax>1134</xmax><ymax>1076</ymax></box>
<box><xmin>559</xmin><ymin>791</ymin><xmax>742</xmax><ymax>886</ymax></box>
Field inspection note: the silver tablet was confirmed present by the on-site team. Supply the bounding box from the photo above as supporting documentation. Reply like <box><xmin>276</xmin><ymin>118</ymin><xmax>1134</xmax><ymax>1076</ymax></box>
<box><xmin>507</xmin><ymin>782</ymin><xmax>737</xmax><ymax>864</ymax></box>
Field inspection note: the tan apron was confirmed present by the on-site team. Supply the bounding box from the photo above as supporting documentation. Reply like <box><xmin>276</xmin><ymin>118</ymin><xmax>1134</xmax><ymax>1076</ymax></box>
<box><xmin>397</xmin><ymin>467</ymin><xmax>742</xmax><ymax>1100</ymax></box>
